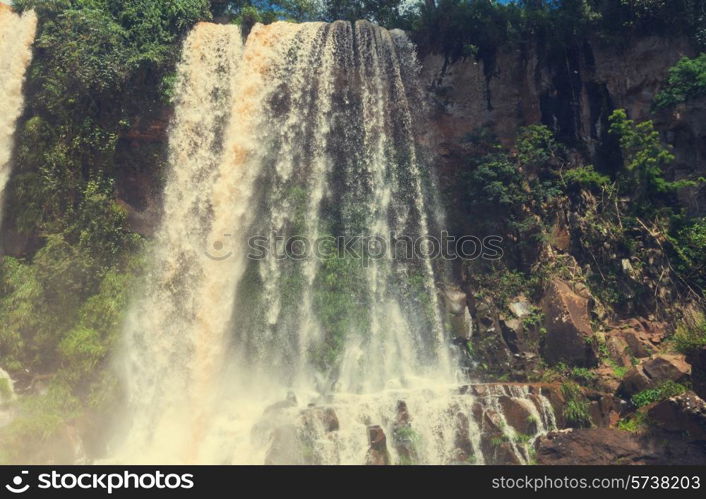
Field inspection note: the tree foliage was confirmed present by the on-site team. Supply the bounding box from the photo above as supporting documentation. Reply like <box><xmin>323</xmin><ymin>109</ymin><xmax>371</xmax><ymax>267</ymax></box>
<box><xmin>608</xmin><ymin>109</ymin><xmax>696</xmax><ymax>212</ymax></box>
<box><xmin>654</xmin><ymin>53</ymin><xmax>706</xmax><ymax>109</ymax></box>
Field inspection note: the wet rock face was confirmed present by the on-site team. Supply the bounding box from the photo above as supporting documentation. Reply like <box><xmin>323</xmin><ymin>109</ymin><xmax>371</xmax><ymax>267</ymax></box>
<box><xmin>365</xmin><ymin>425</ymin><xmax>390</xmax><ymax>465</ymax></box>
<box><xmin>261</xmin><ymin>395</ymin><xmax>341</xmax><ymax>465</ymax></box>
<box><xmin>536</xmin><ymin>428</ymin><xmax>706</xmax><ymax>465</ymax></box>
<box><xmin>541</xmin><ymin>278</ymin><xmax>597</xmax><ymax>367</ymax></box>
<box><xmin>468</xmin><ymin>295</ymin><xmax>544</xmax><ymax>378</ymax></box>
<box><xmin>499</xmin><ymin>396</ymin><xmax>538</xmax><ymax>436</ymax></box>
<box><xmin>451</xmin><ymin>411</ymin><xmax>473</xmax><ymax>464</ymax></box>
<box><xmin>391</xmin><ymin>401</ymin><xmax>418</xmax><ymax>465</ymax></box>
<box><xmin>442</xmin><ymin>287</ymin><xmax>472</xmax><ymax>340</ymax></box>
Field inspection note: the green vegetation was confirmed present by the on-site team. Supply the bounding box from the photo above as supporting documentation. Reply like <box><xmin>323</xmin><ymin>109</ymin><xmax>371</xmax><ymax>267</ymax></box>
<box><xmin>411</xmin><ymin>1</ymin><xmax>706</xmax><ymax>67</ymax></box>
<box><xmin>569</xmin><ymin>366</ymin><xmax>597</xmax><ymax>384</ymax></box>
<box><xmin>609</xmin><ymin>109</ymin><xmax>696</xmax><ymax>213</ymax></box>
<box><xmin>607</xmin><ymin>359</ymin><xmax>629</xmax><ymax>379</ymax></box>
<box><xmin>456</xmin><ymin>123</ymin><xmax>563</xmax><ymax>279</ymax></box>
<box><xmin>562</xmin><ymin>165</ymin><xmax>611</xmax><ymax>192</ymax></box>
<box><xmin>0</xmin><ymin>0</ymin><xmax>205</xmax><ymax>462</ymax></box>
<box><xmin>617</xmin><ymin>411</ymin><xmax>648</xmax><ymax>433</ymax></box>
<box><xmin>212</xmin><ymin>0</ymin><xmax>410</xmax><ymax>26</ymax></box>
<box><xmin>561</xmin><ymin>382</ymin><xmax>592</xmax><ymax>428</ymax></box>
<box><xmin>669</xmin><ymin>218</ymin><xmax>706</xmax><ymax>291</ymax></box>
<box><xmin>461</xmin><ymin>124</ymin><xmax>562</xmax><ymax>222</ymax></box>
<box><xmin>631</xmin><ymin>381</ymin><xmax>689</xmax><ymax>408</ymax></box>
<box><xmin>0</xmin><ymin>379</ymin><xmax>12</xmax><ymax>402</ymax></box>
<box><xmin>671</xmin><ymin>316</ymin><xmax>706</xmax><ymax>355</ymax></box>
<box><xmin>655</xmin><ymin>53</ymin><xmax>706</xmax><ymax>109</ymax></box>
<box><xmin>311</xmin><ymin>236</ymin><xmax>371</xmax><ymax>371</ymax></box>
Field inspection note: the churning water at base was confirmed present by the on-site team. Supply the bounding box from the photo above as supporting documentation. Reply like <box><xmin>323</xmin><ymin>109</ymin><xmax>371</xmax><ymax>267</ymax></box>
<box><xmin>112</xmin><ymin>20</ymin><xmax>555</xmax><ymax>464</ymax></box>
<box><xmin>0</xmin><ymin>6</ymin><xmax>36</xmax><ymax>235</ymax></box>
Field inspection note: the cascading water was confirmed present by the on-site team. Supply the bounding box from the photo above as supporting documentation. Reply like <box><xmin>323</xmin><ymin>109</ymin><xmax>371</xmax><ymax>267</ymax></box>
<box><xmin>0</xmin><ymin>5</ymin><xmax>37</xmax><ymax>236</ymax></box>
<box><xmin>112</xmin><ymin>20</ymin><xmax>556</xmax><ymax>465</ymax></box>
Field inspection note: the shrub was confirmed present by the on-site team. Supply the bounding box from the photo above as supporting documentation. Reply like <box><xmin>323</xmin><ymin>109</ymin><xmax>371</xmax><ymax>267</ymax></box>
<box><xmin>562</xmin><ymin>165</ymin><xmax>611</xmax><ymax>192</ymax></box>
<box><xmin>609</xmin><ymin>109</ymin><xmax>701</xmax><ymax>215</ymax></box>
<box><xmin>631</xmin><ymin>381</ymin><xmax>689</xmax><ymax>408</ymax></box>
<box><xmin>561</xmin><ymin>382</ymin><xmax>592</xmax><ymax>428</ymax></box>
<box><xmin>617</xmin><ymin>412</ymin><xmax>648</xmax><ymax>433</ymax></box>
<box><xmin>672</xmin><ymin>317</ymin><xmax>706</xmax><ymax>355</ymax></box>
<box><xmin>669</xmin><ymin>217</ymin><xmax>706</xmax><ymax>291</ymax></box>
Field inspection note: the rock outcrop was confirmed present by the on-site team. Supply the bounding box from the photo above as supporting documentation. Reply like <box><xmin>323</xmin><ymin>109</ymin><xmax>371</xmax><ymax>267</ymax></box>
<box><xmin>541</xmin><ymin>278</ymin><xmax>597</xmax><ymax>367</ymax></box>
<box><xmin>687</xmin><ymin>346</ymin><xmax>706</xmax><ymax>400</ymax></box>
<box><xmin>536</xmin><ymin>428</ymin><xmax>706</xmax><ymax>465</ymax></box>
<box><xmin>648</xmin><ymin>392</ymin><xmax>706</xmax><ymax>442</ymax></box>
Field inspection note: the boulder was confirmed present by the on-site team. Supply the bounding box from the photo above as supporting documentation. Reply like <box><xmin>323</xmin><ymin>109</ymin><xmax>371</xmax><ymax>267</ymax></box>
<box><xmin>541</xmin><ymin>278</ymin><xmax>597</xmax><ymax>366</ymax></box>
<box><xmin>536</xmin><ymin>428</ymin><xmax>706</xmax><ymax>465</ymax></box>
<box><xmin>472</xmin><ymin>299</ymin><xmax>515</xmax><ymax>373</ymax></box>
<box><xmin>508</xmin><ymin>296</ymin><xmax>532</xmax><ymax>319</ymax></box>
<box><xmin>539</xmin><ymin>385</ymin><xmax>568</xmax><ymax>428</ymax></box>
<box><xmin>609</xmin><ymin>319</ymin><xmax>667</xmax><ymax>358</ymax></box>
<box><xmin>606</xmin><ymin>335</ymin><xmax>633</xmax><ymax>368</ymax></box>
<box><xmin>648</xmin><ymin>392</ymin><xmax>706</xmax><ymax>442</ymax></box>
<box><xmin>549</xmin><ymin>211</ymin><xmax>571</xmax><ymax>252</ymax></box>
<box><xmin>618</xmin><ymin>354</ymin><xmax>691</xmax><ymax>398</ymax></box>
<box><xmin>498</xmin><ymin>317</ymin><xmax>523</xmax><ymax>355</ymax></box>
<box><xmin>688</xmin><ymin>346</ymin><xmax>706</xmax><ymax>371</ymax></box>
<box><xmin>616</xmin><ymin>329</ymin><xmax>655</xmax><ymax>358</ymax></box>
<box><xmin>492</xmin><ymin>441</ymin><xmax>523</xmax><ymax>465</ymax></box>
<box><xmin>642</xmin><ymin>354</ymin><xmax>691</xmax><ymax>383</ymax></box>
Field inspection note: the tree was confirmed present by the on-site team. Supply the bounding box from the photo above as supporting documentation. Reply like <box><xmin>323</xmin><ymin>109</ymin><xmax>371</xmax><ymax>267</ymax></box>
<box><xmin>608</xmin><ymin>109</ymin><xmax>692</xmax><ymax>212</ymax></box>
<box><xmin>654</xmin><ymin>54</ymin><xmax>706</xmax><ymax>109</ymax></box>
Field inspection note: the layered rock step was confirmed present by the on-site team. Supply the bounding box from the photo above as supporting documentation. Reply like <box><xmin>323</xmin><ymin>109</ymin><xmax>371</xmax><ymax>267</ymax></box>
<box><xmin>258</xmin><ymin>383</ymin><xmax>622</xmax><ymax>465</ymax></box>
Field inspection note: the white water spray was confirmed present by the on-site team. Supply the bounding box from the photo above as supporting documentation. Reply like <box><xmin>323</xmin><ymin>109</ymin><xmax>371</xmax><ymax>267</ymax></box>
<box><xmin>0</xmin><ymin>5</ymin><xmax>36</xmax><ymax>236</ymax></box>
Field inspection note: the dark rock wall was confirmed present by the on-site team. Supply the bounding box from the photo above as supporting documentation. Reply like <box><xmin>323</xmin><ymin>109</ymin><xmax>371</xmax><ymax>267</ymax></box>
<box><xmin>420</xmin><ymin>35</ymin><xmax>702</xmax><ymax>213</ymax></box>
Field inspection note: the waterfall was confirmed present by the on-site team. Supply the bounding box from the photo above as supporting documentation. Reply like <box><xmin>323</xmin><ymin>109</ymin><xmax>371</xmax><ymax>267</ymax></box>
<box><xmin>113</xmin><ymin>20</ymin><xmax>555</xmax><ymax>465</ymax></box>
<box><xmin>0</xmin><ymin>6</ymin><xmax>36</xmax><ymax>236</ymax></box>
